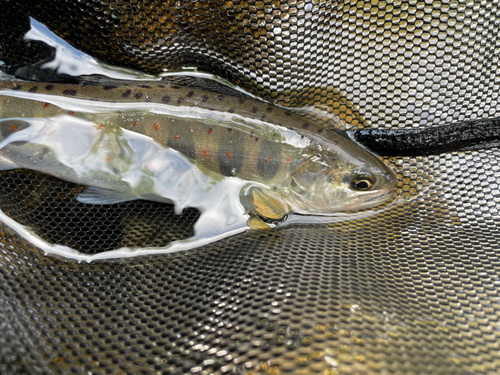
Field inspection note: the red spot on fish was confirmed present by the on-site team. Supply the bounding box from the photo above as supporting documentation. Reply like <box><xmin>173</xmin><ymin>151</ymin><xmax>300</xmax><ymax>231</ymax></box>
<box><xmin>105</xmin><ymin>157</ymin><xmax>110</xmax><ymax>162</ymax></box>
<box><xmin>68</xmin><ymin>111</ymin><xmax>74</xmax><ymax>115</ymax></box>
<box><xmin>326</xmin><ymin>171</ymin><xmax>330</xmax><ymax>175</ymax></box>
<box><xmin>208</xmin><ymin>128</ymin><xmax>213</xmax><ymax>135</ymax></box>
<box><xmin>264</xmin><ymin>157</ymin><xmax>272</xmax><ymax>164</ymax></box>
<box><xmin>286</xmin><ymin>158</ymin><xmax>291</xmax><ymax>162</ymax></box>
<box><xmin>226</xmin><ymin>151</ymin><xmax>232</xmax><ymax>160</ymax></box>
<box><xmin>153</xmin><ymin>124</ymin><xmax>158</xmax><ymax>130</ymax></box>
<box><xmin>132</xmin><ymin>122</ymin><xmax>137</xmax><ymax>127</ymax></box>
<box><xmin>255</xmin><ymin>137</ymin><xmax>259</xmax><ymax>142</ymax></box>
<box><xmin>174</xmin><ymin>134</ymin><xmax>179</xmax><ymax>140</ymax></box>
<box><xmin>202</xmin><ymin>149</ymin><xmax>209</xmax><ymax>158</ymax></box>
<box><xmin>99</xmin><ymin>124</ymin><xmax>104</xmax><ymax>129</ymax></box>
<box><xmin>125</xmin><ymin>158</ymin><xmax>130</xmax><ymax>162</ymax></box>
<box><xmin>43</xmin><ymin>103</ymin><xmax>50</xmax><ymax>109</ymax></box>
<box><xmin>9</xmin><ymin>124</ymin><xmax>17</xmax><ymax>131</ymax></box>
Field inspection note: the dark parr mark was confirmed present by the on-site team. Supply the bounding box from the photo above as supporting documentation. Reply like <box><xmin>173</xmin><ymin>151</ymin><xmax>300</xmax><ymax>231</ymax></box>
<box><xmin>251</xmin><ymin>107</ymin><xmax>258</xmax><ymax>113</ymax></box>
<box><xmin>218</xmin><ymin>132</ymin><xmax>244</xmax><ymax>176</ymax></box>
<box><xmin>177</xmin><ymin>98</ymin><xmax>183</xmax><ymax>105</ymax></box>
<box><xmin>171</xmin><ymin>85</ymin><xmax>180</xmax><ymax>89</ymax></box>
<box><xmin>135</xmin><ymin>92</ymin><xmax>143</xmax><ymax>99</ymax></box>
<box><xmin>257</xmin><ymin>138</ymin><xmax>281</xmax><ymax>180</ymax></box>
<box><xmin>228</xmin><ymin>108</ymin><xmax>235</xmax><ymax>113</ymax></box>
<box><xmin>45</xmin><ymin>84</ymin><xmax>54</xmax><ymax>91</ymax></box>
<box><xmin>302</xmin><ymin>123</ymin><xmax>310</xmax><ymax>129</ymax></box>
<box><xmin>162</xmin><ymin>95</ymin><xmax>171</xmax><ymax>104</ymax></box>
<box><xmin>266</xmin><ymin>107</ymin><xmax>273</xmax><ymax>112</ymax></box>
<box><xmin>167</xmin><ymin>126</ymin><xmax>195</xmax><ymax>159</ymax></box>
<box><xmin>239</xmin><ymin>98</ymin><xmax>246</xmax><ymax>104</ymax></box>
<box><xmin>28</xmin><ymin>86</ymin><xmax>38</xmax><ymax>93</ymax></box>
<box><xmin>0</xmin><ymin>119</ymin><xmax>29</xmax><ymax>144</ymax></box>
<box><xmin>103</xmin><ymin>86</ymin><xmax>118</xmax><ymax>90</ymax></box>
<box><xmin>317</xmin><ymin>128</ymin><xmax>324</xmax><ymax>133</ymax></box>
<box><xmin>284</xmin><ymin>111</ymin><xmax>292</xmax><ymax>116</ymax></box>
<box><xmin>122</xmin><ymin>89</ymin><xmax>132</xmax><ymax>98</ymax></box>
<box><xmin>186</xmin><ymin>91</ymin><xmax>194</xmax><ymax>98</ymax></box>
<box><xmin>201</xmin><ymin>95</ymin><xmax>209</xmax><ymax>103</ymax></box>
<box><xmin>217</xmin><ymin>95</ymin><xmax>225</xmax><ymax>101</ymax></box>
<box><xmin>12</xmin><ymin>85</ymin><xmax>22</xmax><ymax>91</ymax></box>
<box><xmin>62</xmin><ymin>89</ymin><xmax>77</xmax><ymax>96</ymax></box>
<box><xmin>138</xmin><ymin>85</ymin><xmax>151</xmax><ymax>89</ymax></box>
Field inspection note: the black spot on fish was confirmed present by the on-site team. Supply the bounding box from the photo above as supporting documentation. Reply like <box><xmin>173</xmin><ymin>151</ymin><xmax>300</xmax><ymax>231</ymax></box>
<box><xmin>186</xmin><ymin>91</ymin><xmax>194</xmax><ymax>98</ymax></box>
<box><xmin>251</xmin><ymin>107</ymin><xmax>258</xmax><ymax>113</ymax></box>
<box><xmin>228</xmin><ymin>127</ymin><xmax>233</xmax><ymax>132</ymax></box>
<box><xmin>157</xmin><ymin>84</ymin><xmax>165</xmax><ymax>88</ymax></box>
<box><xmin>104</xmin><ymin>86</ymin><xmax>117</xmax><ymax>90</ymax></box>
<box><xmin>138</xmin><ymin>85</ymin><xmax>151</xmax><ymax>89</ymax></box>
<box><xmin>12</xmin><ymin>85</ymin><xmax>22</xmax><ymax>91</ymax></box>
<box><xmin>201</xmin><ymin>95</ymin><xmax>209</xmax><ymax>103</ymax></box>
<box><xmin>62</xmin><ymin>89</ymin><xmax>77</xmax><ymax>96</ymax></box>
<box><xmin>28</xmin><ymin>86</ymin><xmax>38</xmax><ymax>93</ymax></box>
<box><xmin>177</xmin><ymin>98</ymin><xmax>183</xmax><ymax>105</ymax></box>
<box><xmin>317</xmin><ymin>128</ymin><xmax>324</xmax><ymax>133</ymax></box>
<box><xmin>135</xmin><ymin>92</ymin><xmax>143</xmax><ymax>99</ymax></box>
<box><xmin>257</xmin><ymin>138</ymin><xmax>281</xmax><ymax>180</ymax></box>
<box><xmin>45</xmin><ymin>84</ymin><xmax>54</xmax><ymax>91</ymax></box>
<box><xmin>228</xmin><ymin>108</ymin><xmax>235</xmax><ymax>113</ymax></box>
<box><xmin>218</xmin><ymin>132</ymin><xmax>244</xmax><ymax>177</ymax></box>
<box><xmin>284</xmin><ymin>111</ymin><xmax>292</xmax><ymax>116</ymax></box>
<box><xmin>239</xmin><ymin>98</ymin><xmax>245</xmax><ymax>104</ymax></box>
<box><xmin>266</xmin><ymin>107</ymin><xmax>273</xmax><ymax>112</ymax></box>
<box><xmin>218</xmin><ymin>95</ymin><xmax>225</xmax><ymax>101</ymax></box>
<box><xmin>302</xmin><ymin>123</ymin><xmax>310</xmax><ymax>129</ymax></box>
<box><xmin>122</xmin><ymin>89</ymin><xmax>132</xmax><ymax>98</ymax></box>
<box><xmin>162</xmin><ymin>95</ymin><xmax>171</xmax><ymax>104</ymax></box>
<box><xmin>0</xmin><ymin>120</ymin><xmax>29</xmax><ymax>144</ymax></box>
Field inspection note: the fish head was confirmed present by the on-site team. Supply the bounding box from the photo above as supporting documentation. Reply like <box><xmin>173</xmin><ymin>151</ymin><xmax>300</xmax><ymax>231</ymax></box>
<box><xmin>284</xmin><ymin>137</ymin><xmax>397</xmax><ymax>214</ymax></box>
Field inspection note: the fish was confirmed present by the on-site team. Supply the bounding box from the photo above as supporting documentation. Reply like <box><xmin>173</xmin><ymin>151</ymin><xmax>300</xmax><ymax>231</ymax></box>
<box><xmin>0</xmin><ymin>80</ymin><xmax>397</xmax><ymax>251</ymax></box>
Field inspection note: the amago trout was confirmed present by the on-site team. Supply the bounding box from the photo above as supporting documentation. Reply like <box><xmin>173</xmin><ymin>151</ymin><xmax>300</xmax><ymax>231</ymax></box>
<box><xmin>0</xmin><ymin>80</ymin><xmax>397</xmax><ymax>254</ymax></box>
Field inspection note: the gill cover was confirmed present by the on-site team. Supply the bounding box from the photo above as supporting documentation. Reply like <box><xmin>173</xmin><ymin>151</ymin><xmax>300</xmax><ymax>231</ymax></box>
<box><xmin>284</xmin><ymin>137</ymin><xmax>397</xmax><ymax>214</ymax></box>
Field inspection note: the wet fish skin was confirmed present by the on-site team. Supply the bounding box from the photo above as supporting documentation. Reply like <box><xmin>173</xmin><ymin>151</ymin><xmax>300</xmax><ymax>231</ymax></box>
<box><xmin>0</xmin><ymin>80</ymin><xmax>397</xmax><ymax>216</ymax></box>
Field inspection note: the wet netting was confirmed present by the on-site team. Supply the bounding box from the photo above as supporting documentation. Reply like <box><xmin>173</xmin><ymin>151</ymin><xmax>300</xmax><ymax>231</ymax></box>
<box><xmin>1</xmin><ymin>1</ymin><xmax>500</xmax><ymax>374</ymax></box>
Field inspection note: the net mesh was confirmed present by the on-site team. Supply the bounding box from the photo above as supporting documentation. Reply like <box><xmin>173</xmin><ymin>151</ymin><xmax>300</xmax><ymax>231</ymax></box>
<box><xmin>1</xmin><ymin>1</ymin><xmax>500</xmax><ymax>374</ymax></box>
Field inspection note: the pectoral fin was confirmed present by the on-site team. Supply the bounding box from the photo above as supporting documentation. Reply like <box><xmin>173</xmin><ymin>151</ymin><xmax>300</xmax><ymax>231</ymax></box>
<box><xmin>247</xmin><ymin>215</ymin><xmax>271</xmax><ymax>230</ymax></box>
<box><xmin>77</xmin><ymin>187</ymin><xmax>137</xmax><ymax>205</ymax></box>
<box><xmin>240</xmin><ymin>185</ymin><xmax>289</xmax><ymax>221</ymax></box>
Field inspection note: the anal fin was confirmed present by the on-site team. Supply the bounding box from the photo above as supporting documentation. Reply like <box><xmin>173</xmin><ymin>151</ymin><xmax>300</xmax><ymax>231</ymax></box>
<box><xmin>77</xmin><ymin>187</ymin><xmax>137</xmax><ymax>205</ymax></box>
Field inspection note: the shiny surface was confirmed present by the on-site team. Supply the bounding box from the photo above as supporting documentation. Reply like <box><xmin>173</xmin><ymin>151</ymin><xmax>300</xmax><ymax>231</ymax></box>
<box><xmin>1</xmin><ymin>0</ymin><xmax>500</xmax><ymax>374</ymax></box>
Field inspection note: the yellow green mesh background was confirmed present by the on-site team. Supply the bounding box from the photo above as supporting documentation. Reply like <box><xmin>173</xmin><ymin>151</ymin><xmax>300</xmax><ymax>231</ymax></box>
<box><xmin>1</xmin><ymin>1</ymin><xmax>500</xmax><ymax>374</ymax></box>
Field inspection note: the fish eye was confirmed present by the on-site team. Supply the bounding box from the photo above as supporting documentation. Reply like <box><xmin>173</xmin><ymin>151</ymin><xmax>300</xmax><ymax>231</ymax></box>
<box><xmin>350</xmin><ymin>171</ymin><xmax>375</xmax><ymax>191</ymax></box>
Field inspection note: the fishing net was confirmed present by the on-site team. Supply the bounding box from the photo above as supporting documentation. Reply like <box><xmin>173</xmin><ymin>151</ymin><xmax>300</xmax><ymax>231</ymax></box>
<box><xmin>1</xmin><ymin>1</ymin><xmax>500</xmax><ymax>374</ymax></box>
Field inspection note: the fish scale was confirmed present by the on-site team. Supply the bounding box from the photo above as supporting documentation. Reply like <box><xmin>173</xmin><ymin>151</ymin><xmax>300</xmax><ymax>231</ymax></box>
<box><xmin>0</xmin><ymin>79</ymin><xmax>397</xmax><ymax>222</ymax></box>
<box><xmin>0</xmin><ymin>81</ymin><xmax>315</xmax><ymax>186</ymax></box>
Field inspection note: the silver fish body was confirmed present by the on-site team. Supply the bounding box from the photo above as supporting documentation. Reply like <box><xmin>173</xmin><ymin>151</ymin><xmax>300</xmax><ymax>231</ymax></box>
<box><xmin>0</xmin><ymin>80</ymin><xmax>399</xmax><ymax>257</ymax></box>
